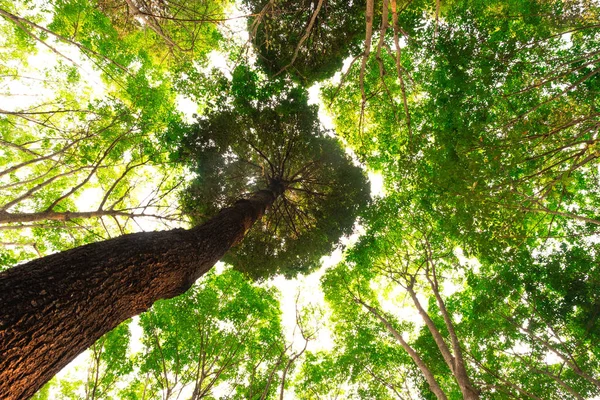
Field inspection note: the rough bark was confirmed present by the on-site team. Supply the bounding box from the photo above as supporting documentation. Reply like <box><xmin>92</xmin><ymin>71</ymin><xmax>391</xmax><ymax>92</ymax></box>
<box><xmin>0</xmin><ymin>184</ymin><xmax>281</xmax><ymax>400</ymax></box>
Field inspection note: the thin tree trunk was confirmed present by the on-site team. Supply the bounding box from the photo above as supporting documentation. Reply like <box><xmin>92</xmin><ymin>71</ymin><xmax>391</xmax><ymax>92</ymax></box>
<box><xmin>0</xmin><ymin>210</ymin><xmax>161</xmax><ymax>224</ymax></box>
<box><xmin>405</xmin><ymin>283</ymin><xmax>479</xmax><ymax>400</ymax></box>
<box><xmin>358</xmin><ymin>300</ymin><xmax>448</xmax><ymax>400</ymax></box>
<box><xmin>424</xmin><ymin>258</ymin><xmax>480</xmax><ymax>400</ymax></box>
<box><xmin>0</xmin><ymin>183</ymin><xmax>282</xmax><ymax>400</ymax></box>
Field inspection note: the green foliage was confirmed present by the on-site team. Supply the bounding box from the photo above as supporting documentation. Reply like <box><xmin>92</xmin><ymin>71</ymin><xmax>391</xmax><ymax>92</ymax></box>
<box><xmin>30</xmin><ymin>379</ymin><xmax>54</xmax><ymax>400</ymax></box>
<box><xmin>95</xmin><ymin>0</ymin><xmax>228</xmax><ymax>65</ymax></box>
<box><xmin>0</xmin><ymin>91</ymin><xmax>185</xmax><ymax>266</ymax></box>
<box><xmin>320</xmin><ymin>193</ymin><xmax>600</xmax><ymax>398</ymax></box>
<box><xmin>324</xmin><ymin>0</ymin><xmax>600</xmax><ymax>253</ymax></box>
<box><xmin>124</xmin><ymin>268</ymin><xmax>286</xmax><ymax>399</ymax></box>
<box><xmin>294</xmin><ymin>351</ymin><xmax>401</xmax><ymax>399</ymax></box>
<box><xmin>244</xmin><ymin>0</ymin><xmax>367</xmax><ymax>84</ymax></box>
<box><xmin>0</xmin><ymin>0</ymin><xmax>200</xmax><ymax>267</ymax></box>
<box><xmin>321</xmin><ymin>258</ymin><xmax>441</xmax><ymax>399</ymax></box>
<box><xmin>175</xmin><ymin>68</ymin><xmax>370</xmax><ymax>279</ymax></box>
<box><xmin>7</xmin><ymin>0</ymin><xmax>600</xmax><ymax>398</ymax></box>
<box><xmin>453</xmin><ymin>240</ymin><xmax>600</xmax><ymax>399</ymax></box>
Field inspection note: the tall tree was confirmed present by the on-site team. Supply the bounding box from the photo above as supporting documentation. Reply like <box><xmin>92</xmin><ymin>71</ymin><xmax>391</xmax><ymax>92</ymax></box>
<box><xmin>6</xmin><ymin>0</ymin><xmax>600</xmax><ymax>398</ymax></box>
<box><xmin>243</xmin><ymin>0</ymin><xmax>367</xmax><ymax>84</ymax></box>
<box><xmin>0</xmin><ymin>82</ymin><xmax>368</xmax><ymax>399</ymax></box>
<box><xmin>175</xmin><ymin>69</ymin><xmax>370</xmax><ymax>278</ymax></box>
<box><xmin>123</xmin><ymin>268</ymin><xmax>287</xmax><ymax>400</ymax></box>
<box><xmin>323</xmin><ymin>0</ymin><xmax>600</xmax><ymax>251</ymax></box>
<box><xmin>321</xmin><ymin>207</ymin><xmax>480</xmax><ymax>399</ymax></box>
<box><xmin>318</xmin><ymin>196</ymin><xmax>600</xmax><ymax>399</ymax></box>
<box><xmin>0</xmin><ymin>182</ymin><xmax>279</xmax><ymax>400</ymax></box>
<box><xmin>0</xmin><ymin>0</ymin><xmax>201</xmax><ymax>266</ymax></box>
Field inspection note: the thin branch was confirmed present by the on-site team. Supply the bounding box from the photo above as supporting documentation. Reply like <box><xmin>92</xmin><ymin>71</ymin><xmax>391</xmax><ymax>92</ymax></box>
<box><xmin>273</xmin><ymin>0</ymin><xmax>325</xmax><ymax>77</ymax></box>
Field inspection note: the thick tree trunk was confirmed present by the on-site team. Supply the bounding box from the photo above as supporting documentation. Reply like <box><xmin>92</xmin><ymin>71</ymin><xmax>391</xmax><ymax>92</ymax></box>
<box><xmin>0</xmin><ymin>184</ymin><xmax>281</xmax><ymax>400</ymax></box>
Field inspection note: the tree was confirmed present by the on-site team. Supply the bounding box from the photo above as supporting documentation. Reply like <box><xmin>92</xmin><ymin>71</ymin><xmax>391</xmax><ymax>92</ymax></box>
<box><xmin>122</xmin><ymin>268</ymin><xmax>286</xmax><ymax>400</ymax></box>
<box><xmin>0</xmin><ymin>0</ymin><xmax>198</xmax><ymax>267</ymax></box>
<box><xmin>0</xmin><ymin>183</ymin><xmax>278</xmax><ymax>400</ymax></box>
<box><xmin>455</xmin><ymin>240</ymin><xmax>600</xmax><ymax>399</ymax></box>
<box><xmin>0</xmin><ymin>95</ymin><xmax>185</xmax><ymax>263</ymax></box>
<box><xmin>5</xmin><ymin>0</ymin><xmax>600</xmax><ymax>398</ymax></box>
<box><xmin>0</xmin><ymin>80</ymin><xmax>368</xmax><ymax>399</ymax></box>
<box><xmin>305</xmin><ymin>1</ymin><xmax>600</xmax><ymax>396</ymax></box>
<box><xmin>321</xmin><ymin>206</ymin><xmax>480</xmax><ymax>400</ymax></box>
<box><xmin>243</xmin><ymin>0</ymin><xmax>368</xmax><ymax>84</ymax></box>
<box><xmin>174</xmin><ymin>69</ymin><xmax>370</xmax><ymax>279</ymax></box>
<box><xmin>323</xmin><ymin>0</ymin><xmax>600</xmax><ymax>252</ymax></box>
<box><xmin>318</xmin><ymin>195</ymin><xmax>600</xmax><ymax>399</ymax></box>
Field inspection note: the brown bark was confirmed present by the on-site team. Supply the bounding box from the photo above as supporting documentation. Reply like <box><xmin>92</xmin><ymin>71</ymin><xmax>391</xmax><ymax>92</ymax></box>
<box><xmin>0</xmin><ymin>184</ymin><xmax>282</xmax><ymax>400</ymax></box>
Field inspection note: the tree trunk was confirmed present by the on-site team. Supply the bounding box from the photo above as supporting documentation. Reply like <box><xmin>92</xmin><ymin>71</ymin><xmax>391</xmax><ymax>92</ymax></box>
<box><xmin>359</xmin><ymin>301</ymin><xmax>448</xmax><ymax>400</ymax></box>
<box><xmin>405</xmin><ymin>283</ymin><xmax>479</xmax><ymax>399</ymax></box>
<box><xmin>0</xmin><ymin>184</ymin><xmax>282</xmax><ymax>400</ymax></box>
